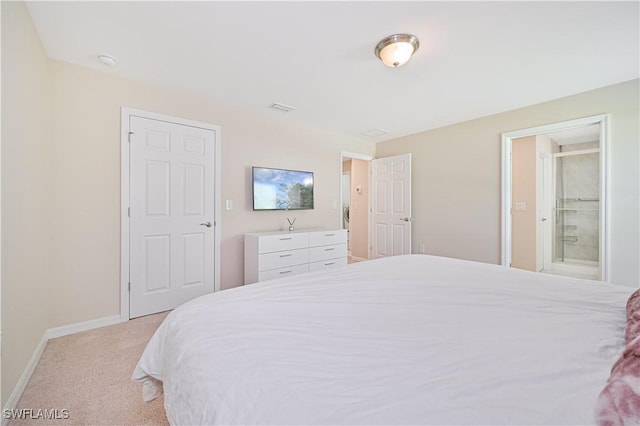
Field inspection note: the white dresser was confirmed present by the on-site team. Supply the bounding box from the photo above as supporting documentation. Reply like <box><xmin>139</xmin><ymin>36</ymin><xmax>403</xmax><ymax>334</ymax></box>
<box><xmin>244</xmin><ymin>229</ymin><xmax>348</xmax><ymax>284</ymax></box>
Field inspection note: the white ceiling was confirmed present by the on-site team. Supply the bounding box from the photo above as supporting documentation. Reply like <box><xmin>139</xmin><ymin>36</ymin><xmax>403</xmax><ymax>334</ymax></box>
<box><xmin>25</xmin><ymin>1</ymin><xmax>639</xmax><ymax>142</ymax></box>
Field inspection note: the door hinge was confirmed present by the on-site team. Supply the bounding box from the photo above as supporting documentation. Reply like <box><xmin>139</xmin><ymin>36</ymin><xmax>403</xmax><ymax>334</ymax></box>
<box><xmin>128</xmin><ymin>131</ymin><xmax>134</xmax><ymax>143</ymax></box>
<box><xmin>128</xmin><ymin>282</ymin><xmax>131</xmax><ymax>292</ymax></box>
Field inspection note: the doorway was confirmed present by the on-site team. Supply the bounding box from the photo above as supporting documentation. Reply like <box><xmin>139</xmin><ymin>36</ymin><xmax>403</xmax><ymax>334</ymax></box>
<box><xmin>121</xmin><ymin>108</ymin><xmax>221</xmax><ymax>320</ymax></box>
<box><xmin>502</xmin><ymin>114</ymin><xmax>609</xmax><ymax>281</ymax></box>
<box><xmin>341</xmin><ymin>151</ymin><xmax>373</xmax><ymax>262</ymax></box>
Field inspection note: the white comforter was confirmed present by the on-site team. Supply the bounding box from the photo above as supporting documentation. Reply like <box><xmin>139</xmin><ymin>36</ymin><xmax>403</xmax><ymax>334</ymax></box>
<box><xmin>133</xmin><ymin>255</ymin><xmax>632</xmax><ymax>425</ymax></box>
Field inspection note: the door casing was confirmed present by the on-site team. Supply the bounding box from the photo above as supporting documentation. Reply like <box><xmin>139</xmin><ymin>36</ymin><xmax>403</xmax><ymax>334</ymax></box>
<box><xmin>120</xmin><ymin>107</ymin><xmax>221</xmax><ymax>321</ymax></box>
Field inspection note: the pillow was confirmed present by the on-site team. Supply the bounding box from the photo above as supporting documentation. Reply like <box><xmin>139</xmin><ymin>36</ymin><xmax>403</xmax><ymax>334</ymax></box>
<box><xmin>626</xmin><ymin>288</ymin><xmax>640</xmax><ymax>344</ymax></box>
<box><xmin>596</xmin><ymin>289</ymin><xmax>640</xmax><ymax>426</ymax></box>
<box><xmin>595</xmin><ymin>336</ymin><xmax>640</xmax><ymax>426</ymax></box>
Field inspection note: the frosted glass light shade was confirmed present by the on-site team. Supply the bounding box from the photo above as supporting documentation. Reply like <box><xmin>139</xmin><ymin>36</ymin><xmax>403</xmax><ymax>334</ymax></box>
<box><xmin>374</xmin><ymin>34</ymin><xmax>420</xmax><ymax>68</ymax></box>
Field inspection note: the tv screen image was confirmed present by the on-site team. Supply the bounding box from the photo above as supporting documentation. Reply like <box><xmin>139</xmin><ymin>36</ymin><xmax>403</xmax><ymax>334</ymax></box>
<box><xmin>252</xmin><ymin>167</ymin><xmax>314</xmax><ymax>210</ymax></box>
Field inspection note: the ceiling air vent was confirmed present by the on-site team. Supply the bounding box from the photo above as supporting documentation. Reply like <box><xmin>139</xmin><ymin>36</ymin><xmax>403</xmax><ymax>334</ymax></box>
<box><xmin>361</xmin><ymin>128</ymin><xmax>389</xmax><ymax>138</ymax></box>
<box><xmin>269</xmin><ymin>102</ymin><xmax>296</xmax><ymax>113</ymax></box>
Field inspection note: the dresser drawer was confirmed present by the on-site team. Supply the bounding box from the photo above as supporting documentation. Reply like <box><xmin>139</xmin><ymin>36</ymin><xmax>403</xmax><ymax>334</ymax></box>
<box><xmin>309</xmin><ymin>257</ymin><xmax>348</xmax><ymax>272</ymax></box>
<box><xmin>259</xmin><ymin>248</ymin><xmax>308</xmax><ymax>271</ymax></box>
<box><xmin>309</xmin><ymin>243</ymin><xmax>347</xmax><ymax>262</ymax></box>
<box><xmin>258</xmin><ymin>264</ymin><xmax>309</xmax><ymax>282</ymax></box>
<box><xmin>258</xmin><ymin>233</ymin><xmax>309</xmax><ymax>254</ymax></box>
<box><xmin>308</xmin><ymin>230</ymin><xmax>346</xmax><ymax>247</ymax></box>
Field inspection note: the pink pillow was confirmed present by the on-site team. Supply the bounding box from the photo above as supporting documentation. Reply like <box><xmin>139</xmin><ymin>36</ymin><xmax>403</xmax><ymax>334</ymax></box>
<box><xmin>626</xmin><ymin>289</ymin><xmax>640</xmax><ymax>344</ymax></box>
<box><xmin>596</xmin><ymin>289</ymin><xmax>640</xmax><ymax>425</ymax></box>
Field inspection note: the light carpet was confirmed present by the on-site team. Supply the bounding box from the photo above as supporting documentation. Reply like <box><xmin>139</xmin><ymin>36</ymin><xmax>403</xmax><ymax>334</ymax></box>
<box><xmin>11</xmin><ymin>312</ymin><xmax>170</xmax><ymax>425</ymax></box>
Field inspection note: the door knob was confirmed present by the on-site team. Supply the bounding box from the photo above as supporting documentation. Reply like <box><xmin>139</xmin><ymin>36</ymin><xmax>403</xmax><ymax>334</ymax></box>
<box><xmin>200</xmin><ymin>221</ymin><xmax>213</xmax><ymax>228</ymax></box>
<box><xmin>400</xmin><ymin>217</ymin><xmax>412</xmax><ymax>222</ymax></box>
<box><xmin>541</xmin><ymin>217</ymin><xmax>547</xmax><ymax>222</ymax></box>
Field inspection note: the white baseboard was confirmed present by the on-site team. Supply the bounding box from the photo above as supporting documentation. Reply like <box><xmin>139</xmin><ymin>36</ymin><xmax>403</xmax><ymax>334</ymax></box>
<box><xmin>2</xmin><ymin>314</ymin><xmax>125</xmax><ymax>422</ymax></box>
<box><xmin>46</xmin><ymin>315</ymin><xmax>122</xmax><ymax>340</ymax></box>
<box><xmin>2</xmin><ymin>333</ymin><xmax>48</xmax><ymax>425</ymax></box>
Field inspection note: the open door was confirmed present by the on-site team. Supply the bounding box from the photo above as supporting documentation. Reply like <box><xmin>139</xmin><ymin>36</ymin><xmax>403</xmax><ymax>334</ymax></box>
<box><xmin>372</xmin><ymin>153</ymin><xmax>412</xmax><ymax>258</ymax></box>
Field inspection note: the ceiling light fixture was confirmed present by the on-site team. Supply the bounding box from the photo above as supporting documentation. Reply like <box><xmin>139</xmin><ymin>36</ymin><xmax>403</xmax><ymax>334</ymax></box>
<box><xmin>374</xmin><ymin>34</ymin><xmax>419</xmax><ymax>68</ymax></box>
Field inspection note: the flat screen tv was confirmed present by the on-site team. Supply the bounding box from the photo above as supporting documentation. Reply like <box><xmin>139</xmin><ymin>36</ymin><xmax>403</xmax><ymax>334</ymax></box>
<box><xmin>252</xmin><ymin>166</ymin><xmax>314</xmax><ymax>210</ymax></box>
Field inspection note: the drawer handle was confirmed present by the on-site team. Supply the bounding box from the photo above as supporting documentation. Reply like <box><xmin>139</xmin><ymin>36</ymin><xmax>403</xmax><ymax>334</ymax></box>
<box><xmin>324</xmin><ymin>247</ymin><xmax>335</xmax><ymax>251</ymax></box>
<box><xmin>324</xmin><ymin>233</ymin><xmax>335</xmax><ymax>236</ymax></box>
<box><xmin>279</xmin><ymin>237</ymin><xmax>293</xmax><ymax>241</ymax></box>
<box><xmin>324</xmin><ymin>262</ymin><xmax>335</xmax><ymax>266</ymax></box>
<box><xmin>279</xmin><ymin>270</ymin><xmax>292</xmax><ymax>274</ymax></box>
<box><xmin>279</xmin><ymin>253</ymin><xmax>293</xmax><ymax>258</ymax></box>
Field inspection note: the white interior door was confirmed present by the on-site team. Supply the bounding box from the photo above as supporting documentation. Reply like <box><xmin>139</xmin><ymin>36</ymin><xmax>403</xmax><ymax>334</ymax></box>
<box><xmin>372</xmin><ymin>153</ymin><xmax>412</xmax><ymax>258</ymax></box>
<box><xmin>536</xmin><ymin>153</ymin><xmax>548</xmax><ymax>272</ymax></box>
<box><xmin>129</xmin><ymin>116</ymin><xmax>216</xmax><ymax>318</ymax></box>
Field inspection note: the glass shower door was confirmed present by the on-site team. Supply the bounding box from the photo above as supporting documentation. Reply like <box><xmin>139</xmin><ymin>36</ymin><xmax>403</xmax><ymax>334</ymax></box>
<box><xmin>553</xmin><ymin>151</ymin><xmax>600</xmax><ymax>270</ymax></box>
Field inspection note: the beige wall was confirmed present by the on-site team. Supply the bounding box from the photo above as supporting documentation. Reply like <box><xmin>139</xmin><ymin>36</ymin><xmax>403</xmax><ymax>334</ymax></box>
<box><xmin>510</xmin><ymin>134</ymin><xmax>556</xmax><ymax>272</ymax></box>
<box><xmin>349</xmin><ymin>159</ymin><xmax>370</xmax><ymax>259</ymax></box>
<box><xmin>377</xmin><ymin>79</ymin><xmax>639</xmax><ymax>287</ymax></box>
<box><xmin>511</xmin><ymin>136</ymin><xmax>537</xmax><ymax>271</ymax></box>
<box><xmin>1</xmin><ymin>1</ymin><xmax>53</xmax><ymax>406</ymax></box>
<box><xmin>46</xmin><ymin>60</ymin><xmax>375</xmax><ymax>327</ymax></box>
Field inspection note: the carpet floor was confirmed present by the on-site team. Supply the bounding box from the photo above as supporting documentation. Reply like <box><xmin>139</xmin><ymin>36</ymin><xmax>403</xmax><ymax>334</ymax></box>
<box><xmin>11</xmin><ymin>312</ymin><xmax>170</xmax><ymax>425</ymax></box>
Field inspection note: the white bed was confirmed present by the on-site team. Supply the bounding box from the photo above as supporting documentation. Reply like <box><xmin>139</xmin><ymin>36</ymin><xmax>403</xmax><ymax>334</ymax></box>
<box><xmin>133</xmin><ymin>254</ymin><xmax>633</xmax><ymax>425</ymax></box>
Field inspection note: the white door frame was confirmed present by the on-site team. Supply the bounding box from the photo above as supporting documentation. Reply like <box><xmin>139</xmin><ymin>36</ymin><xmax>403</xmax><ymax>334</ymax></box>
<box><xmin>501</xmin><ymin>114</ymin><xmax>610</xmax><ymax>281</ymax></box>
<box><xmin>340</xmin><ymin>151</ymin><xmax>373</xmax><ymax>259</ymax></box>
<box><xmin>120</xmin><ymin>107</ymin><xmax>221</xmax><ymax>321</ymax></box>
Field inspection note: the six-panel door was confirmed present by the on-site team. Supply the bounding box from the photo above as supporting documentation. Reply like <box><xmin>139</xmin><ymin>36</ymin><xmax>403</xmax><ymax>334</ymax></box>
<box><xmin>129</xmin><ymin>116</ymin><xmax>216</xmax><ymax>318</ymax></box>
